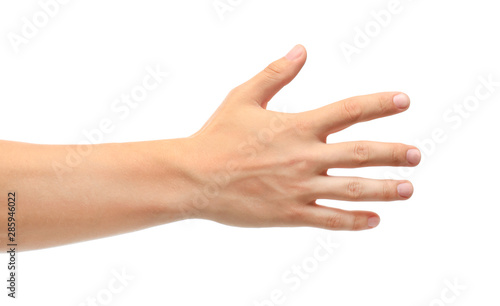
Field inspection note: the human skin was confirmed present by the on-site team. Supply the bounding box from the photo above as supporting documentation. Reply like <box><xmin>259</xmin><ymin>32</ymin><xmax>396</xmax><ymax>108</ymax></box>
<box><xmin>0</xmin><ymin>45</ymin><xmax>420</xmax><ymax>252</ymax></box>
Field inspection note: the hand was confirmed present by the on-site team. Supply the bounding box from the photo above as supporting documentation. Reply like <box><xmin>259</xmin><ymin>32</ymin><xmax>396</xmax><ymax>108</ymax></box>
<box><xmin>186</xmin><ymin>44</ymin><xmax>421</xmax><ymax>231</ymax></box>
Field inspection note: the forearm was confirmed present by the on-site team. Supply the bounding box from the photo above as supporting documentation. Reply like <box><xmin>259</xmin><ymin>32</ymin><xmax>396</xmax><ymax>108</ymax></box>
<box><xmin>0</xmin><ymin>139</ymin><xmax>196</xmax><ymax>251</ymax></box>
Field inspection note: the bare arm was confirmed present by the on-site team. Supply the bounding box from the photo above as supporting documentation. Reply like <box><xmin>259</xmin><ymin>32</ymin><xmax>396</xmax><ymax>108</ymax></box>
<box><xmin>0</xmin><ymin>138</ymin><xmax>197</xmax><ymax>251</ymax></box>
<box><xmin>1</xmin><ymin>45</ymin><xmax>420</xmax><ymax>252</ymax></box>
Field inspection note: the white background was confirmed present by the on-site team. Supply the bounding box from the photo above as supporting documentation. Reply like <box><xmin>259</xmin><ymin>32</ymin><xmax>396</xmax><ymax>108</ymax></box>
<box><xmin>1</xmin><ymin>0</ymin><xmax>499</xmax><ymax>305</ymax></box>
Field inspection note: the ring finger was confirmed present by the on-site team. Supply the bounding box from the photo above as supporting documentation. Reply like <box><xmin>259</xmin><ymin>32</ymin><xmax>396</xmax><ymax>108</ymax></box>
<box><xmin>310</xmin><ymin>176</ymin><xmax>414</xmax><ymax>201</ymax></box>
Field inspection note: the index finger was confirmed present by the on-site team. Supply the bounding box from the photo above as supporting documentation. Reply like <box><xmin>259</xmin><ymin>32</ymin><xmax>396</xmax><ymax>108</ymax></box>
<box><xmin>304</xmin><ymin>92</ymin><xmax>410</xmax><ymax>138</ymax></box>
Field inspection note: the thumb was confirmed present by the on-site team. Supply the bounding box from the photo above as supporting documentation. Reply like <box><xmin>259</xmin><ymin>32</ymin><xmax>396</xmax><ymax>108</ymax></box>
<box><xmin>239</xmin><ymin>44</ymin><xmax>307</xmax><ymax>108</ymax></box>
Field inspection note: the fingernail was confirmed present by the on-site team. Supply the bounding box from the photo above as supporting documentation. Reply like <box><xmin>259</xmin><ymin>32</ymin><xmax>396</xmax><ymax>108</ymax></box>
<box><xmin>285</xmin><ymin>45</ymin><xmax>303</xmax><ymax>60</ymax></box>
<box><xmin>367</xmin><ymin>216</ymin><xmax>380</xmax><ymax>228</ymax></box>
<box><xmin>406</xmin><ymin>149</ymin><xmax>421</xmax><ymax>165</ymax></box>
<box><xmin>393</xmin><ymin>93</ymin><xmax>410</xmax><ymax>109</ymax></box>
<box><xmin>397</xmin><ymin>182</ymin><xmax>413</xmax><ymax>198</ymax></box>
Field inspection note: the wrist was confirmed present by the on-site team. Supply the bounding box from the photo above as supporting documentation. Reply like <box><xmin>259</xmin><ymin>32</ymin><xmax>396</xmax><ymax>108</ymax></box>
<box><xmin>146</xmin><ymin>137</ymin><xmax>204</xmax><ymax>222</ymax></box>
<box><xmin>97</xmin><ymin>138</ymin><xmax>200</xmax><ymax>225</ymax></box>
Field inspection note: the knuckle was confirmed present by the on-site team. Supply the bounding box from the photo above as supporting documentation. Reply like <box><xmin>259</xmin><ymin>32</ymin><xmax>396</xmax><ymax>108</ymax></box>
<box><xmin>353</xmin><ymin>143</ymin><xmax>370</xmax><ymax>165</ymax></box>
<box><xmin>391</xmin><ymin>144</ymin><xmax>407</xmax><ymax>164</ymax></box>
<box><xmin>289</xmin><ymin>178</ymin><xmax>313</xmax><ymax>200</ymax></box>
<box><xmin>284</xmin><ymin>153</ymin><xmax>315</xmax><ymax>175</ymax></box>
<box><xmin>325</xmin><ymin>214</ymin><xmax>344</xmax><ymax>229</ymax></box>
<box><xmin>377</xmin><ymin>94</ymin><xmax>392</xmax><ymax>113</ymax></box>
<box><xmin>341</xmin><ymin>99</ymin><xmax>362</xmax><ymax>122</ymax></box>
<box><xmin>351</xmin><ymin>214</ymin><xmax>363</xmax><ymax>231</ymax></box>
<box><xmin>229</xmin><ymin>85</ymin><xmax>242</xmax><ymax>95</ymax></box>
<box><xmin>287</xmin><ymin>205</ymin><xmax>305</xmax><ymax>222</ymax></box>
<box><xmin>226</xmin><ymin>85</ymin><xmax>245</xmax><ymax>101</ymax></box>
<box><xmin>263</xmin><ymin>62</ymin><xmax>285</xmax><ymax>83</ymax></box>
<box><xmin>347</xmin><ymin>178</ymin><xmax>363</xmax><ymax>200</ymax></box>
<box><xmin>381</xmin><ymin>180</ymin><xmax>394</xmax><ymax>200</ymax></box>
<box><xmin>291</xmin><ymin>117</ymin><xmax>312</xmax><ymax>134</ymax></box>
